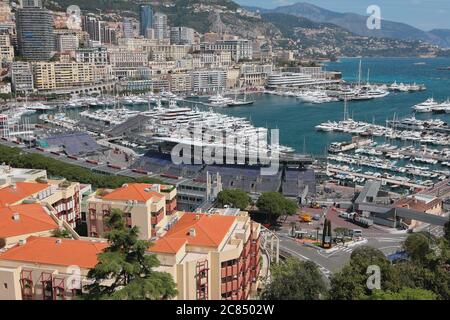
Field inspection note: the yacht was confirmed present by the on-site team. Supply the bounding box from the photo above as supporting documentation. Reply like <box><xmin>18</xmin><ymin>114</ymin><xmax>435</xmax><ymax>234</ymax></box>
<box><xmin>433</xmin><ymin>99</ymin><xmax>450</xmax><ymax>113</ymax></box>
<box><xmin>208</xmin><ymin>94</ymin><xmax>234</xmax><ymax>107</ymax></box>
<box><xmin>412</xmin><ymin>98</ymin><xmax>438</xmax><ymax>113</ymax></box>
<box><xmin>24</xmin><ymin>102</ymin><xmax>55</xmax><ymax>111</ymax></box>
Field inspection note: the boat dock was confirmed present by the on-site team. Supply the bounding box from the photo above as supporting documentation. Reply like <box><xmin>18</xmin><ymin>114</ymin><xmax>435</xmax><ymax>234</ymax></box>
<box><xmin>327</xmin><ymin>166</ymin><xmax>426</xmax><ymax>189</ymax></box>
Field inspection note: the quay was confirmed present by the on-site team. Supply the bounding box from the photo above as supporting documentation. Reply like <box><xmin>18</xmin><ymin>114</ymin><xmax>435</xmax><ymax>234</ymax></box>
<box><xmin>327</xmin><ymin>166</ymin><xmax>426</xmax><ymax>189</ymax></box>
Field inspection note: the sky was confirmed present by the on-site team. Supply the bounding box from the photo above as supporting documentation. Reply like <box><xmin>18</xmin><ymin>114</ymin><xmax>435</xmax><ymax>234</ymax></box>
<box><xmin>235</xmin><ymin>0</ymin><xmax>450</xmax><ymax>31</ymax></box>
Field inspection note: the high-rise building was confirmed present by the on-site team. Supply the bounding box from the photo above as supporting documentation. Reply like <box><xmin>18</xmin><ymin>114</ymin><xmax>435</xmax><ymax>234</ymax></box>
<box><xmin>139</xmin><ymin>4</ymin><xmax>153</xmax><ymax>37</ymax></box>
<box><xmin>82</xmin><ymin>15</ymin><xmax>102</xmax><ymax>42</ymax></box>
<box><xmin>16</xmin><ymin>3</ymin><xmax>54</xmax><ymax>61</ymax></box>
<box><xmin>152</xmin><ymin>12</ymin><xmax>168</xmax><ymax>40</ymax></box>
<box><xmin>11</xmin><ymin>61</ymin><xmax>34</xmax><ymax>92</ymax></box>
<box><xmin>170</xmin><ymin>27</ymin><xmax>194</xmax><ymax>45</ymax></box>
<box><xmin>123</xmin><ymin>18</ymin><xmax>134</xmax><ymax>39</ymax></box>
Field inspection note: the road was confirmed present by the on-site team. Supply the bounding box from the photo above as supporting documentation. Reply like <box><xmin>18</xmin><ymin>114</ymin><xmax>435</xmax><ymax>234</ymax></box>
<box><xmin>277</xmin><ymin>230</ymin><xmax>407</xmax><ymax>278</ymax></box>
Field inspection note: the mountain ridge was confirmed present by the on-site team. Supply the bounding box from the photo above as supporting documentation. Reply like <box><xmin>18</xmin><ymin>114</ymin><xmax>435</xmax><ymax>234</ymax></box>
<box><xmin>243</xmin><ymin>2</ymin><xmax>450</xmax><ymax>48</ymax></box>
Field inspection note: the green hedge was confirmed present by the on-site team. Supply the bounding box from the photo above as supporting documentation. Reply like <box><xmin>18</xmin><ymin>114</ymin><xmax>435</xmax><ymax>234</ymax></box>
<box><xmin>0</xmin><ymin>144</ymin><xmax>163</xmax><ymax>189</ymax></box>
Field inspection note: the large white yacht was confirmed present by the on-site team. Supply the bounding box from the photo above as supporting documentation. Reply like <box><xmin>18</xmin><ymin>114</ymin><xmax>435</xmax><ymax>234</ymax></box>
<box><xmin>412</xmin><ymin>98</ymin><xmax>439</xmax><ymax>113</ymax></box>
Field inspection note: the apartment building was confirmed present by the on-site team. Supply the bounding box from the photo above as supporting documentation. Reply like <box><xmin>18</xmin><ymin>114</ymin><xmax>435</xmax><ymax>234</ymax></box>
<box><xmin>108</xmin><ymin>50</ymin><xmax>149</xmax><ymax>68</ymax></box>
<box><xmin>165</xmin><ymin>72</ymin><xmax>192</xmax><ymax>93</ymax></box>
<box><xmin>75</xmin><ymin>47</ymin><xmax>108</xmax><ymax>65</ymax></box>
<box><xmin>0</xmin><ymin>180</ymin><xmax>81</xmax><ymax>229</ymax></box>
<box><xmin>11</xmin><ymin>61</ymin><xmax>34</xmax><ymax>93</ymax></box>
<box><xmin>32</xmin><ymin>61</ymin><xmax>111</xmax><ymax>91</ymax></box>
<box><xmin>201</xmin><ymin>39</ymin><xmax>252</xmax><ymax>62</ymax></box>
<box><xmin>86</xmin><ymin>183</ymin><xmax>177</xmax><ymax>239</ymax></box>
<box><xmin>0</xmin><ymin>34</ymin><xmax>13</xmax><ymax>62</ymax></box>
<box><xmin>240</xmin><ymin>64</ymin><xmax>273</xmax><ymax>87</ymax></box>
<box><xmin>148</xmin><ymin>210</ymin><xmax>261</xmax><ymax>300</ymax></box>
<box><xmin>55</xmin><ymin>33</ymin><xmax>79</xmax><ymax>53</ymax></box>
<box><xmin>170</xmin><ymin>27</ymin><xmax>195</xmax><ymax>45</ymax></box>
<box><xmin>191</xmin><ymin>69</ymin><xmax>227</xmax><ymax>93</ymax></box>
<box><xmin>0</xmin><ymin>236</ymin><xmax>107</xmax><ymax>300</ymax></box>
<box><xmin>16</xmin><ymin>2</ymin><xmax>54</xmax><ymax>61</ymax></box>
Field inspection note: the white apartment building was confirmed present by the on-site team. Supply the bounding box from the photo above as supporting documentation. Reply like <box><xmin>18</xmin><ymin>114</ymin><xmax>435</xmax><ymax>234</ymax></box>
<box><xmin>201</xmin><ymin>39</ymin><xmax>252</xmax><ymax>62</ymax></box>
<box><xmin>191</xmin><ymin>69</ymin><xmax>227</xmax><ymax>93</ymax></box>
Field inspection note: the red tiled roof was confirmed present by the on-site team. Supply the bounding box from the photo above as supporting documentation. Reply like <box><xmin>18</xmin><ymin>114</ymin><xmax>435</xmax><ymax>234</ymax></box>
<box><xmin>0</xmin><ymin>236</ymin><xmax>108</xmax><ymax>269</ymax></box>
<box><xmin>0</xmin><ymin>204</ymin><xmax>58</xmax><ymax>238</ymax></box>
<box><xmin>0</xmin><ymin>182</ymin><xmax>49</xmax><ymax>206</ymax></box>
<box><xmin>102</xmin><ymin>183</ymin><xmax>165</xmax><ymax>202</ymax></box>
<box><xmin>149</xmin><ymin>213</ymin><xmax>236</xmax><ymax>254</ymax></box>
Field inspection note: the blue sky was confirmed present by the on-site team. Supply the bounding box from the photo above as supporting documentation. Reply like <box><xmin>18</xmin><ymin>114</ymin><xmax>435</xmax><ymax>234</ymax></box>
<box><xmin>235</xmin><ymin>0</ymin><xmax>450</xmax><ymax>31</ymax></box>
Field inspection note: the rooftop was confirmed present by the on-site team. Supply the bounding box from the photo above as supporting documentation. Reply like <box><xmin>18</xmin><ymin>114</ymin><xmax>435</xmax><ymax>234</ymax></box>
<box><xmin>101</xmin><ymin>183</ymin><xmax>165</xmax><ymax>202</ymax></box>
<box><xmin>0</xmin><ymin>182</ymin><xmax>50</xmax><ymax>207</ymax></box>
<box><xmin>149</xmin><ymin>213</ymin><xmax>236</xmax><ymax>254</ymax></box>
<box><xmin>0</xmin><ymin>204</ymin><xmax>58</xmax><ymax>239</ymax></box>
<box><xmin>0</xmin><ymin>236</ymin><xmax>107</xmax><ymax>269</ymax></box>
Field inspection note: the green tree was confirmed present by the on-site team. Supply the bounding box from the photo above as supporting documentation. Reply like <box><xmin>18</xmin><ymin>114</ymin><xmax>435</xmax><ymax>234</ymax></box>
<box><xmin>369</xmin><ymin>287</ymin><xmax>437</xmax><ymax>300</ymax></box>
<box><xmin>328</xmin><ymin>246</ymin><xmax>396</xmax><ymax>300</ymax></box>
<box><xmin>260</xmin><ymin>258</ymin><xmax>326</xmax><ymax>300</ymax></box>
<box><xmin>403</xmin><ymin>233</ymin><xmax>433</xmax><ymax>265</ymax></box>
<box><xmin>217</xmin><ymin>189</ymin><xmax>251</xmax><ymax>210</ymax></box>
<box><xmin>51</xmin><ymin>228</ymin><xmax>72</xmax><ymax>238</ymax></box>
<box><xmin>256</xmin><ymin>192</ymin><xmax>298</xmax><ymax>223</ymax></box>
<box><xmin>83</xmin><ymin>209</ymin><xmax>177</xmax><ymax>300</ymax></box>
<box><xmin>444</xmin><ymin>216</ymin><xmax>450</xmax><ymax>243</ymax></box>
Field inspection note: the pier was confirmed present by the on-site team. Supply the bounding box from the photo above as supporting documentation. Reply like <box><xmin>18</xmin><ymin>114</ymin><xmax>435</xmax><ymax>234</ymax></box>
<box><xmin>327</xmin><ymin>166</ymin><xmax>426</xmax><ymax>189</ymax></box>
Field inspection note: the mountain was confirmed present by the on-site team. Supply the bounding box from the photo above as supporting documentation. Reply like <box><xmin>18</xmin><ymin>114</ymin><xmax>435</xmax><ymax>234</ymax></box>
<box><xmin>246</xmin><ymin>2</ymin><xmax>450</xmax><ymax>48</ymax></box>
<box><xmin>262</xmin><ymin>13</ymin><xmax>435</xmax><ymax>58</ymax></box>
<box><xmin>430</xmin><ymin>29</ymin><xmax>450</xmax><ymax>47</ymax></box>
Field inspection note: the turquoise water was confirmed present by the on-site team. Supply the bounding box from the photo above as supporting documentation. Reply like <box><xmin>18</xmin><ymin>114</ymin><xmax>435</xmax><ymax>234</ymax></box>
<box><xmin>215</xmin><ymin>57</ymin><xmax>450</xmax><ymax>155</ymax></box>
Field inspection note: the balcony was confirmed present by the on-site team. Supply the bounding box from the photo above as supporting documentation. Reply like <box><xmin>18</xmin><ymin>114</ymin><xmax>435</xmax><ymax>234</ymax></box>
<box><xmin>151</xmin><ymin>209</ymin><xmax>164</xmax><ymax>225</ymax></box>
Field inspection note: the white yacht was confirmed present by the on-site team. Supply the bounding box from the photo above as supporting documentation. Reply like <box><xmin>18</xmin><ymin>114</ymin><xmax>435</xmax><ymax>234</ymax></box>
<box><xmin>24</xmin><ymin>102</ymin><xmax>55</xmax><ymax>111</ymax></box>
<box><xmin>412</xmin><ymin>98</ymin><xmax>438</xmax><ymax>113</ymax></box>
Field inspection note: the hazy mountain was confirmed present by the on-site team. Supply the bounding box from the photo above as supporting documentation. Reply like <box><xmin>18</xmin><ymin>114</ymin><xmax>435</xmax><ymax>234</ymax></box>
<box><xmin>246</xmin><ymin>2</ymin><xmax>450</xmax><ymax>48</ymax></box>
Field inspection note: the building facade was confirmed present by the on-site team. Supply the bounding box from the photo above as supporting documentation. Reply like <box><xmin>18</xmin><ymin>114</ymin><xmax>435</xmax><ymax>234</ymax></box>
<box><xmin>16</xmin><ymin>4</ymin><xmax>54</xmax><ymax>61</ymax></box>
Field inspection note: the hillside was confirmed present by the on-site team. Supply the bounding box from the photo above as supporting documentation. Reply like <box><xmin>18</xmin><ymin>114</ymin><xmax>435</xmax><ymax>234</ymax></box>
<box><xmin>247</xmin><ymin>2</ymin><xmax>450</xmax><ymax>48</ymax></box>
<box><xmin>263</xmin><ymin>13</ymin><xmax>436</xmax><ymax>58</ymax></box>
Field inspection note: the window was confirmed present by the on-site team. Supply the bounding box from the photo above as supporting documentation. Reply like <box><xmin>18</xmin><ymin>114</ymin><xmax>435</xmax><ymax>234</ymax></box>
<box><xmin>3</xmin><ymin>283</ymin><xmax>7</xmax><ymax>289</ymax></box>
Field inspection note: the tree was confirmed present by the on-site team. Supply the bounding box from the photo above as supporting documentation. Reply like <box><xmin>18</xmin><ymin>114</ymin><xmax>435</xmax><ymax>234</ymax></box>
<box><xmin>256</xmin><ymin>192</ymin><xmax>298</xmax><ymax>223</ymax></box>
<box><xmin>369</xmin><ymin>287</ymin><xmax>437</xmax><ymax>300</ymax></box>
<box><xmin>51</xmin><ymin>228</ymin><xmax>71</xmax><ymax>238</ymax></box>
<box><xmin>217</xmin><ymin>189</ymin><xmax>251</xmax><ymax>210</ymax></box>
<box><xmin>260</xmin><ymin>258</ymin><xmax>326</xmax><ymax>300</ymax></box>
<box><xmin>83</xmin><ymin>209</ymin><xmax>177</xmax><ymax>300</ymax></box>
<box><xmin>444</xmin><ymin>216</ymin><xmax>450</xmax><ymax>243</ymax></box>
<box><xmin>403</xmin><ymin>233</ymin><xmax>433</xmax><ymax>265</ymax></box>
<box><xmin>328</xmin><ymin>246</ymin><xmax>396</xmax><ymax>300</ymax></box>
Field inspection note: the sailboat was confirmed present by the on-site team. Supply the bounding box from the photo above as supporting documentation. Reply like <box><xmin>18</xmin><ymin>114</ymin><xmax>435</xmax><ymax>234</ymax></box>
<box><xmin>227</xmin><ymin>88</ymin><xmax>254</xmax><ymax>107</ymax></box>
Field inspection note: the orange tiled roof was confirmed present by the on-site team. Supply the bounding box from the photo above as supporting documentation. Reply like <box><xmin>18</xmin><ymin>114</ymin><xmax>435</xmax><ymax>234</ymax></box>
<box><xmin>0</xmin><ymin>236</ymin><xmax>108</xmax><ymax>269</ymax></box>
<box><xmin>149</xmin><ymin>213</ymin><xmax>236</xmax><ymax>254</ymax></box>
<box><xmin>0</xmin><ymin>182</ymin><xmax>49</xmax><ymax>206</ymax></box>
<box><xmin>102</xmin><ymin>183</ymin><xmax>165</xmax><ymax>202</ymax></box>
<box><xmin>0</xmin><ymin>204</ymin><xmax>58</xmax><ymax>238</ymax></box>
